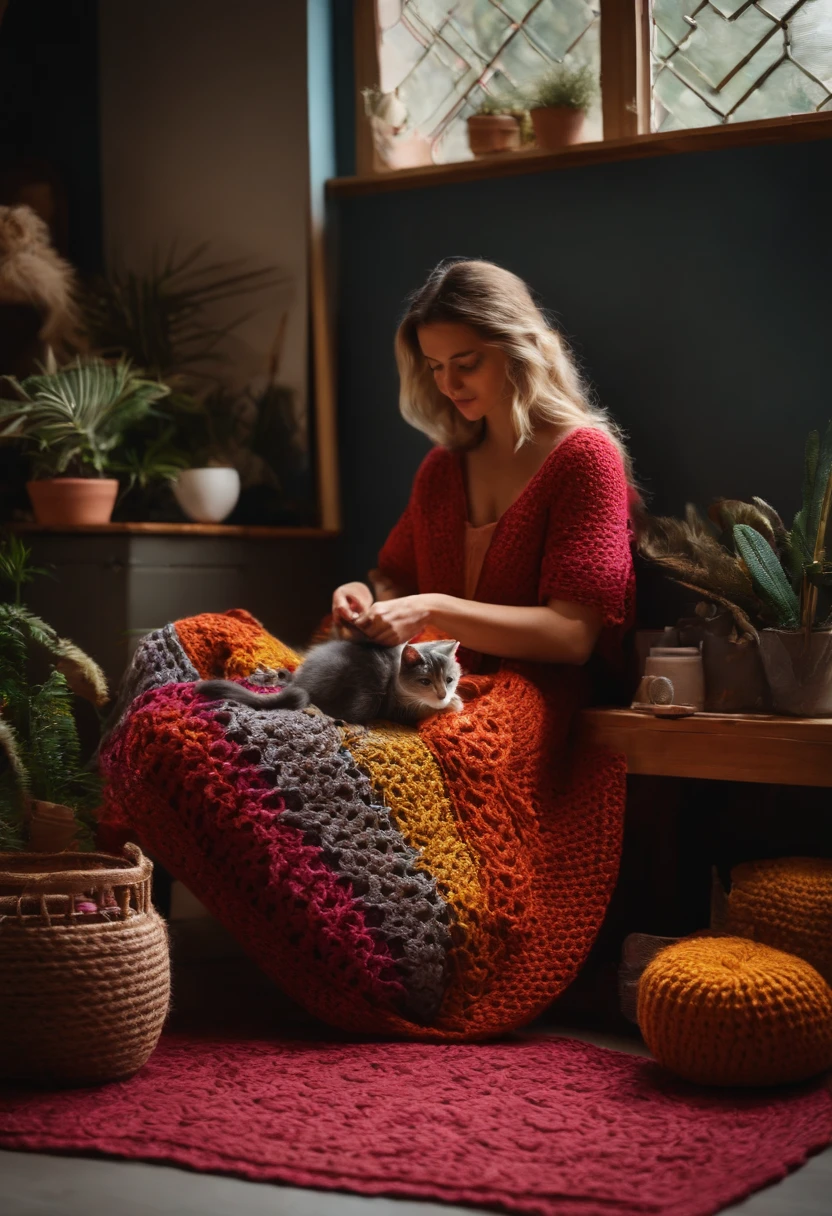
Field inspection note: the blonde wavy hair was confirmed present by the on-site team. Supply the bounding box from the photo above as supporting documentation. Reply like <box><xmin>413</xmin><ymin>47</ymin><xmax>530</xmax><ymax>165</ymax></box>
<box><xmin>395</xmin><ymin>259</ymin><xmax>633</xmax><ymax>481</ymax></box>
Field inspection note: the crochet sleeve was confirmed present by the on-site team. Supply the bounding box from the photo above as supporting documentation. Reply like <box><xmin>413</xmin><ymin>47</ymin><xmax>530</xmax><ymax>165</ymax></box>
<box><xmin>539</xmin><ymin>431</ymin><xmax>633</xmax><ymax>626</ymax></box>
<box><xmin>376</xmin><ymin>499</ymin><xmax>418</xmax><ymax>591</ymax></box>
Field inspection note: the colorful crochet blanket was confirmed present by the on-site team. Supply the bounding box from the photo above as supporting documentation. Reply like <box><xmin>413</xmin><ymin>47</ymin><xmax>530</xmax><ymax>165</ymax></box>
<box><xmin>100</xmin><ymin>609</ymin><xmax>626</xmax><ymax>1040</ymax></box>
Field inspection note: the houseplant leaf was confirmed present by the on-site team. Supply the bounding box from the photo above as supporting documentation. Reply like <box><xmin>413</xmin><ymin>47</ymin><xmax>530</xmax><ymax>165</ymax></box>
<box><xmin>733</xmin><ymin>524</ymin><xmax>800</xmax><ymax>629</ymax></box>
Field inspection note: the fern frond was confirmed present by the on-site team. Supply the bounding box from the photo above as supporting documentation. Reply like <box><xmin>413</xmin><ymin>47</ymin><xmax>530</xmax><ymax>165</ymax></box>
<box><xmin>638</xmin><ymin>512</ymin><xmax>759</xmax><ymax>612</ymax></box>
<box><xmin>0</xmin><ymin>605</ymin><xmax>108</xmax><ymax>705</ymax></box>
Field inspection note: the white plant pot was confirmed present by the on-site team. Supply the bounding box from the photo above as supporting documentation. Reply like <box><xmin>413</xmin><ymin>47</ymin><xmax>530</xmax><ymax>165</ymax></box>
<box><xmin>173</xmin><ymin>467</ymin><xmax>240</xmax><ymax>523</ymax></box>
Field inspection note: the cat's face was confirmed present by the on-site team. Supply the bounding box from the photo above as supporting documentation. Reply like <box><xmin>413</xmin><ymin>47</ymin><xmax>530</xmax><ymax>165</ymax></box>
<box><xmin>398</xmin><ymin>640</ymin><xmax>461</xmax><ymax>709</ymax></box>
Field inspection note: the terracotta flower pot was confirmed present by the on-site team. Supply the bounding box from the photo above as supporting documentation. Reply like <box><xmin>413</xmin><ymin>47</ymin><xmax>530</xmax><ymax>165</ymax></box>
<box><xmin>530</xmin><ymin>106</ymin><xmax>586</xmax><ymax>150</ymax></box>
<box><xmin>172</xmin><ymin>467</ymin><xmax>240</xmax><ymax>523</ymax></box>
<box><xmin>759</xmin><ymin>628</ymin><xmax>832</xmax><ymax>716</ymax></box>
<box><xmin>466</xmin><ymin>114</ymin><xmax>521</xmax><ymax>157</ymax></box>
<box><xmin>27</xmin><ymin>800</ymin><xmax>79</xmax><ymax>852</ymax></box>
<box><xmin>26</xmin><ymin>478</ymin><xmax>119</xmax><ymax>526</ymax></box>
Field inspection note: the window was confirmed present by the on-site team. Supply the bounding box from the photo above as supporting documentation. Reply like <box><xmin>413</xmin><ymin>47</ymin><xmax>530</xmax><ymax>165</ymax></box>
<box><xmin>651</xmin><ymin>1</ymin><xmax>832</xmax><ymax>130</ymax></box>
<box><xmin>375</xmin><ymin>0</ymin><xmax>603</xmax><ymax>164</ymax></box>
<box><xmin>356</xmin><ymin>1</ymin><xmax>832</xmax><ymax>172</ymax></box>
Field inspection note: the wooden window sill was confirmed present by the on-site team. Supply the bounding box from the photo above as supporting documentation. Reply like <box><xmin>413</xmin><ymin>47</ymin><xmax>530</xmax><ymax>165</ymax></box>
<box><xmin>326</xmin><ymin>111</ymin><xmax>832</xmax><ymax>199</ymax></box>
<box><xmin>10</xmin><ymin>522</ymin><xmax>339</xmax><ymax>539</ymax></box>
<box><xmin>578</xmin><ymin>707</ymin><xmax>832</xmax><ymax>787</ymax></box>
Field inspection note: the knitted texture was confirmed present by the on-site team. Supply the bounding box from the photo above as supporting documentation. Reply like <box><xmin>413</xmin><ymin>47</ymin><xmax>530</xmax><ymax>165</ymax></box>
<box><xmin>637</xmin><ymin>936</ymin><xmax>832</xmax><ymax>1087</ymax></box>
<box><xmin>377</xmin><ymin>427</ymin><xmax>635</xmax><ymax>672</ymax></box>
<box><xmin>2</xmin><ymin>1033</ymin><xmax>832</xmax><ymax>1216</ymax></box>
<box><xmin>724</xmin><ymin>857</ymin><xmax>832</xmax><ymax>983</ymax></box>
<box><xmin>100</xmin><ymin>611</ymin><xmax>626</xmax><ymax>1039</ymax></box>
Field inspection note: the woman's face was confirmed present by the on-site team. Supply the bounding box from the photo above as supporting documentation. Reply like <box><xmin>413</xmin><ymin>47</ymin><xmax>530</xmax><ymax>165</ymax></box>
<box><xmin>417</xmin><ymin>322</ymin><xmax>511</xmax><ymax>424</ymax></box>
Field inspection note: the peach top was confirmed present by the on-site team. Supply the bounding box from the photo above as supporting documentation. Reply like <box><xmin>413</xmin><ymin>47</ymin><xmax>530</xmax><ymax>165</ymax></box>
<box><xmin>464</xmin><ymin>521</ymin><xmax>498</xmax><ymax>600</ymax></box>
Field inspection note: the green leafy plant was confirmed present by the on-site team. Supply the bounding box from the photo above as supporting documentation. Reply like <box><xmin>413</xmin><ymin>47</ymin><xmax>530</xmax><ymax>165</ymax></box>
<box><xmin>0</xmin><ymin>357</ymin><xmax>170</xmax><ymax>478</ymax></box>
<box><xmin>471</xmin><ymin>92</ymin><xmax>535</xmax><ymax>144</ymax></box>
<box><xmin>733</xmin><ymin>524</ymin><xmax>800</xmax><ymax>629</ymax></box>
<box><xmin>640</xmin><ymin>423</ymin><xmax>832</xmax><ymax>638</ymax></box>
<box><xmin>81</xmin><ymin>244</ymin><xmax>284</xmax><ymax>384</ymax></box>
<box><xmin>0</xmin><ymin>533</ymin><xmax>51</xmax><ymax>606</ymax></box>
<box><xmin>638</xmin><ymin>504</ymin><xmax>763</xmax><ymax>639</ymax></box>
<box><xmin>527</xmin><ymin>64</ymin><xmax>596</xmax><ymax>112</ymax></box>
<box><xmin>0</xmin><ymin>596</ymin><xmax>108</xmax><ymax>851</ymax></box>
<box><xmin>732</xmin><ymin>423</ymin><xmax>832</xmax><ymax>633</ymax></box>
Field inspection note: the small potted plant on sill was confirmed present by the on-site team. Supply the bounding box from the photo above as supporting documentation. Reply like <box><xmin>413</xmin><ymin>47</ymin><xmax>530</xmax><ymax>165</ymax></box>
<box><xmin>466</xmin><ymin>94</ymin><xmax>532</xmax><ymax>158</ymax></box>
<box><xmin>527</xmin><ymin>64</ymin><xmax>596</xmax><ymax>150</ymax></box>
<box><xmin>732</xmin><ymin>423</ymin><xmax>832</xmax><ymax>716</ymax></box>
<box><xmin>0</xmin><ymin>356</ymin><xmax>170</xmax><ymax>526</ymax></box>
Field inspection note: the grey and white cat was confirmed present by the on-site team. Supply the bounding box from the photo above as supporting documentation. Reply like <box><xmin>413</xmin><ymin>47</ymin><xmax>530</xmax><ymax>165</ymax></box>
<box><xmin>196</xmin><ymin>638</ymin><xmax>463</xmax><ymax>727</ymax></box>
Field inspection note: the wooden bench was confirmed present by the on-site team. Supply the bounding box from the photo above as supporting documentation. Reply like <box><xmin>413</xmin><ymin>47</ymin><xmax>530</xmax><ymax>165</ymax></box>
<box><xmin>577</xmin><ymin>709</ymin><xmax>832</xmax><ymax>787</ymax></box>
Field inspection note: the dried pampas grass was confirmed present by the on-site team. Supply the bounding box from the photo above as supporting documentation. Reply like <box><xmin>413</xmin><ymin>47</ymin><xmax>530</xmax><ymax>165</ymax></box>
<box><xmin>0</xmin><ymin>204</ymin><xmax>80</xmax><ymax>353</ymax></box>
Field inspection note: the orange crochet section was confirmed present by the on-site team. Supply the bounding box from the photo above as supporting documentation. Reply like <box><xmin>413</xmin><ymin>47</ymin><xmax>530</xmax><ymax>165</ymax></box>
<box><xmin>341</xmin><ymin>723</ymin><xmax>490</xmax><ymax>1005</ymax></box>
<box><xmin>175</xmin><ymin>609</ymin><xmax>302</xmax><ymax>678</ymax></box>
<box><xmin>724</xmin><ymin>857</ymin><xmax>832</xmax><ymax>984</ymax></box>
<box><xmin>638</xmin><ymin>936</ymin><xmax>832</xmax><ymax>1087</ymax></box>
<box><xmin>418</xmin><ymin>666</ymin><xmax>625</xmax><ymax>1035</ymax></box>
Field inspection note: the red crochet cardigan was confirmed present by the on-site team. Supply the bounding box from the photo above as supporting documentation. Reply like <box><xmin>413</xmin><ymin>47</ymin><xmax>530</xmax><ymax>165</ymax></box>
<box><xmin>377</xmin><ymin>427</ymin><xmax>636</xmax><ymax>674</ymax></box>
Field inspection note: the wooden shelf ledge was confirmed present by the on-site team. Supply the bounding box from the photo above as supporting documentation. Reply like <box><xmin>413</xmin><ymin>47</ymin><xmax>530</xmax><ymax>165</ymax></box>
<box><xmin>578</xmin><ymin>708</ymin><xmax>832</xmax><ymax>787</ymax></box>
<box><xmin>327</xmin><ymin>111</ymin><xmax>832</xmax><ymax>199</ymax></box>
<box><xmin>10</xmin><ymin>522</ymin><xmax>339</xmax><ymax>539</ymax></box>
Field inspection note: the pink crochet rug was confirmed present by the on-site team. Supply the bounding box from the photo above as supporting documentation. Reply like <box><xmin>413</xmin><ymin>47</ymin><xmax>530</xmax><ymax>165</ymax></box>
<box><xmin>0</xmin><ymin>1033</ymin><xmax>830</xmax><ymax>1216</ymax></box>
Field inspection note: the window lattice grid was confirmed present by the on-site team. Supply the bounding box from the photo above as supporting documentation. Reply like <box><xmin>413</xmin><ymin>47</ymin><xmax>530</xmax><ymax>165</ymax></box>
<box><xmin>651</xmin><ymin>0</ymin><xmax>832</xmax><ymax>131</ymax></box>
<box><xmin>376</xmin><ymin>1</ymin><xmax>603</xmax><ymax>165</ymax></box>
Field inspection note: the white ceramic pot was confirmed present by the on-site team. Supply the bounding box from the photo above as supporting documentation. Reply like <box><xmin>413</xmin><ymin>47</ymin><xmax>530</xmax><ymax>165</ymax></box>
<box><xmin>173</xmin><ymin>467</ymin><xmax>240</xmax><ymax>523</ymax></box>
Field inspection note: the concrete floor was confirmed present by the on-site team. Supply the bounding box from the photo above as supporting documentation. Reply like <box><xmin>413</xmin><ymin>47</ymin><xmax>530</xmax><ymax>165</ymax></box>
<box><xmin>2</xmin><ymin>920</ymin><xmax>830</xmax><ymax>1216</ymax></box>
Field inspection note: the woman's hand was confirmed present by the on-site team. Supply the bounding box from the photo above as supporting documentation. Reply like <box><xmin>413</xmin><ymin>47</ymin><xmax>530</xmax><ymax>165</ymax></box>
<box><xmin>353</xmin><ymin>594</ymin><xmax>435</xmax><ymax>646</ymax></box>
<box><xmin>332</xmin><ymin>581</ymin><xmax>374</xmax><ymax>625</ymax></box>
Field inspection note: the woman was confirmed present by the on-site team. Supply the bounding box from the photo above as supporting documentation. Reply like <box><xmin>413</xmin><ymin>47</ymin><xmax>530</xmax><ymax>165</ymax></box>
<box><xmin>332</xmin><ymin>259</ymin><xmax>636</xmax><ymax>679</ymax></box>
<box><xmin>100</xmin><ymin>259</ymin><xmax>637</xmax><ymax>1042</ymax></box>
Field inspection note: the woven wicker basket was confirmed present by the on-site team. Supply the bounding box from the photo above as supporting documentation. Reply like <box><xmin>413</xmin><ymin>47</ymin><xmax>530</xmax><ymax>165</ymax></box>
<box><xmin>0</xmin><ymin>842</ymin><xmax>170</xmax><ymax>1086</ymax></box>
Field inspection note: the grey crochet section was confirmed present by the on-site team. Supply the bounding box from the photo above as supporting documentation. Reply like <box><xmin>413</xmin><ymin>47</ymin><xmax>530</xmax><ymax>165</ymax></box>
<box><xmin>212</xmin><ymin>698</ymin><xmax>453</xmax><ymax>1024</ymax></box>
<box><xmin>102</xmin><ymin>624</ymin><xmax>200</xmax><ymax>742</ymax></box>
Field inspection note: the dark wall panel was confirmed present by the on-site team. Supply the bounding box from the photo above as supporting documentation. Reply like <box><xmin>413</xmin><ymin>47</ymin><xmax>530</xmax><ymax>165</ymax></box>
<box><xmin>331</xmin><ymin>137</ymin><xmax>832</xmax><ymax>582</ymax></box>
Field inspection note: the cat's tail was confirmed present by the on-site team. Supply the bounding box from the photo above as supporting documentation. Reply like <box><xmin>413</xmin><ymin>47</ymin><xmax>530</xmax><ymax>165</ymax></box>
<box><xmin>195</xmin><ymin>679</ymin><xmax>310</xmax><ymax>711</ymax></box>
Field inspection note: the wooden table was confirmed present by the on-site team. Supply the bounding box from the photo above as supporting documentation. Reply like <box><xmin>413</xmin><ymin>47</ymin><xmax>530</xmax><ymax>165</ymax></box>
<box><xmin>577</xmin><ymin>709</ymin><xmax>832</xmax><ymax>787</ymax></box>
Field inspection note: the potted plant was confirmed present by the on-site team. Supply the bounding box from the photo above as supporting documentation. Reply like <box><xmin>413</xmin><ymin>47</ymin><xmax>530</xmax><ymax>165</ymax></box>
<box><xmin>732</xmin><ymin>423</ymin><xmax>832</xmax><ymax>715</ymax></box>
<box><xmin>466</xmin><ymin>94</ymin><xmax>532</xmax><ymax>158</ymax></box>
<box><xmin>638</xmin><ymin>502</ymin><xmax>772</xmax><ymax>712</ymax></box>
<box><xmin>527</xmin><ymin>64</ymin><xmax>596</xmax><ymax>150</ymax></box>
<box><xmin>81</xmin><ymin>244</ymin><xmax>294</xmax><ymax>523</ymax></box>
<box><xmin>0</xmin><ymin>535</ymin><xmax>108</xmax><ymax>851</ymax></box>
<box><xmin>0</xmin><ymin>356</ymin><xmax>170</xmax><ymax>525</ymax></box>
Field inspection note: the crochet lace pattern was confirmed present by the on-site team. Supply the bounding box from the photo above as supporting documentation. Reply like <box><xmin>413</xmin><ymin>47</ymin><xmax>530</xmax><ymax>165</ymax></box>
<box><xmin>100</xmin><ymin>608</ymin><xmax>626</xmax><ymax>1039</ymax></box>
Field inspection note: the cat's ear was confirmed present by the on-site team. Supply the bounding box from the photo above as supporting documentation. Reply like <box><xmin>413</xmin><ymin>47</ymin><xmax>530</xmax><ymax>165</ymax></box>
<box><xmin>436</xmin><ymin>640</ymin><xmax>460</xmax><ymax>658</ymax></box>
<box><xmin>401</xmin><ymin>644</ymin><xmax>422</xmax><ymax>669</ymax></box>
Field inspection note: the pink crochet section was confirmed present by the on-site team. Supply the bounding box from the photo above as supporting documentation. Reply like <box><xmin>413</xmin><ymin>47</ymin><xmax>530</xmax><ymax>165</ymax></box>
<box><xmin>104</xmin><ymin>683</ymin><xmax>407</xmax><ymax>1014</ymax></box>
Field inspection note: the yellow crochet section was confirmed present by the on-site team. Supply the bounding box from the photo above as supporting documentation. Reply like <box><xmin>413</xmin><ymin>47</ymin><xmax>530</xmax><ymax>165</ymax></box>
<box><xmin>342</xmin><ymin>724</ymin><xmax>491</xmax><ymax>1010</ymax></box>
<box><xmin>724</xmin><ymin>857</ymin><xmax>832</xmax><ymax>984</ymax></box>
<box><xmin>219</xmin><ymin>635</ymin><xmax>302</xmax><ymax>679</ymax></box>
<box><xmin>638</xmin><ymin>935</ymin><xmax>832</xmax><ymax>1087</ymax></box>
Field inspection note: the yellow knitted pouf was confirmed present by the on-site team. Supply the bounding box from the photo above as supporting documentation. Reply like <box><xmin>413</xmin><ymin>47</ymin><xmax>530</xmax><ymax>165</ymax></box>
<box><xmin>637</xmin><ymin>936</ymin><xmax>832</xmax><ymax>1087</ymax></box>
<box><xmin>724</xmin><ymin>857</ymin><xmax>832</xmax><ymax>983</ymax></box>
